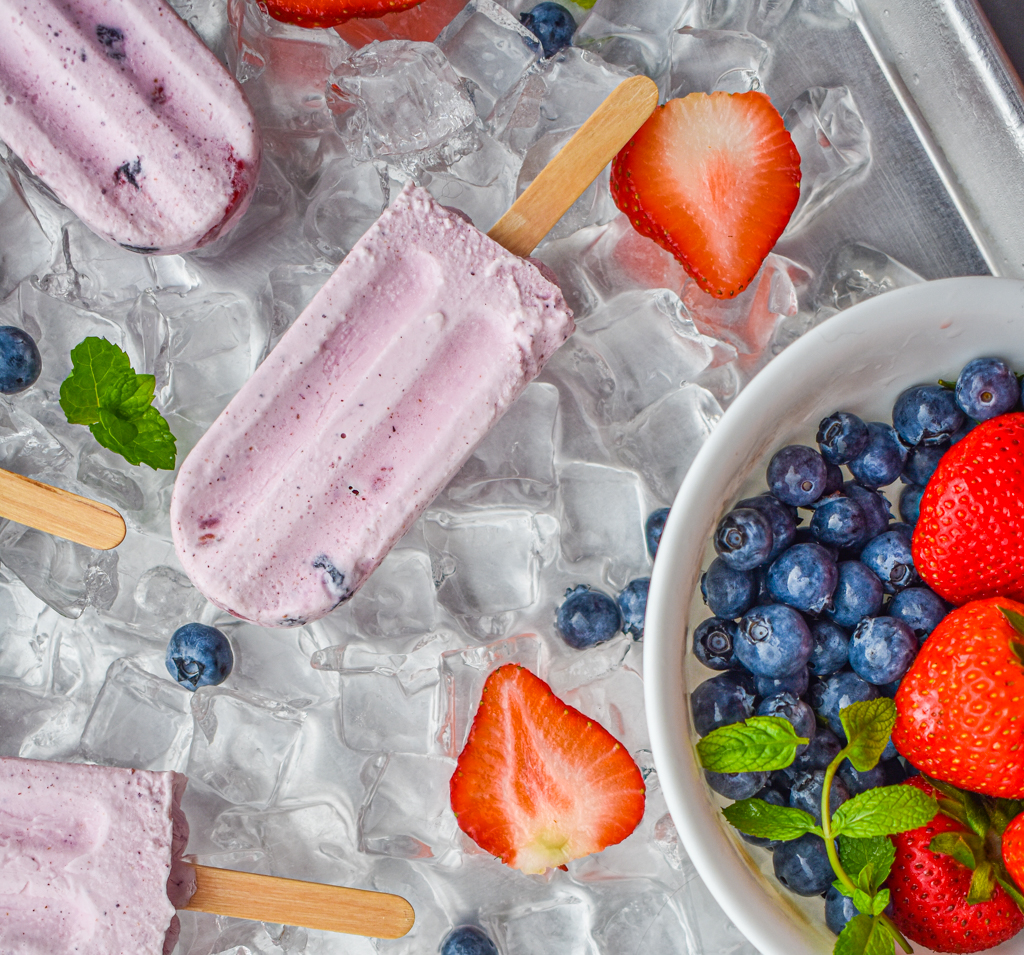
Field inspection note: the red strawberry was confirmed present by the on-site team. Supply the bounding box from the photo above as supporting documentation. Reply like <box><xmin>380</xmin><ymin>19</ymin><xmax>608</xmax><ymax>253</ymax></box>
<box><xmin>449</xmin><ymin>663</ymin><xmax>645</xmax><ymax>873</ymax></box>
<box><xmin>893</xmin><ymin>597</ymin><xmax>1024</xmax><ymax>798</ymax></box>
<box><xmin>610</xmin><ymin>91</ymin><xmax>801</xmax><ymax>300</ymax></box>
<box><xmin>264</xmin><ymin>0</ymin><xmax>427</xmax><ymax>29</ymax></box>
<box><xmin>887</xmin><ymin>778</ymin><xmax>1024</xmax><ymax>954</ymax></box>
<box><xmin>913</xmin><ymin>412</ymin><xmax>1024</xmax><ymax>605</ymax></box>
<box><xmin>335</xmin><ymin>0</ymin><xmax>467</xmax><ymax>45</ymax></box>
<box><xmin>1004</xmin><ymin>812</ymin><xmax>1024</xmax><ymax>892</ymax></box>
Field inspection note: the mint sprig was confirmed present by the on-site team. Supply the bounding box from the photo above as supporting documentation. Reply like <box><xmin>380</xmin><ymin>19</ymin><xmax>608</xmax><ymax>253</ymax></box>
<box><xmin>59</xmin><ymin>337</ymin><xmax>176</xmax><ymax>470</ymax></box>
<box><xmin>697</xmin><ymin>716</ymin><xmax>809</xmax><ymax>773</ymax></box>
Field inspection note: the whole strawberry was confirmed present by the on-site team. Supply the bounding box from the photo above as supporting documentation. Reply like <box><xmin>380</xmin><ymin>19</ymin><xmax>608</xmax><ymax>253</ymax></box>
<box><xmin>886</xmin><ymin>778</ymin><xmax>1024</xmax><ymax>953</ymax></box>
<box><xmin>913</xmin><ymin>412</ymin><xmax>1024</xmax><ymax>605</ymax></box>
<box><xmin>894</xmin><ymin>598</ymin><xmax>1024</xmax><ymax>798</ymax></box>
<box><xmin>1003</xmin><ymin>812</ymin><xmax>1024</xmax><ymax>894</ymax></box>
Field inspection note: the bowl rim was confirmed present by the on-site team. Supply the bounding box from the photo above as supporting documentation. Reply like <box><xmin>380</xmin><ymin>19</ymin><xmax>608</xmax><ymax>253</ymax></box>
<box><xmin>643</xmin><ymin>275</ymin><xmax>1024</xmax><ymax>955</ymax></box>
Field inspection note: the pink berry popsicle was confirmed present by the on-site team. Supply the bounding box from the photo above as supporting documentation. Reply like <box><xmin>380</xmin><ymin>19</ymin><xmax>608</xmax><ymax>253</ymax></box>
<box><xmin>171</xmin><ymin>183</ymin><xmax>573</xmax><ymax>627</ymax></box>
<box><xmin>0</xmin><ymin>0</ymin><xmax>262</xmax><ymax>254</ymax></box>
<box><xmin>0</xmin><ymin>757</ymin><xmax>194</xmax><ymax>955</ymax></box>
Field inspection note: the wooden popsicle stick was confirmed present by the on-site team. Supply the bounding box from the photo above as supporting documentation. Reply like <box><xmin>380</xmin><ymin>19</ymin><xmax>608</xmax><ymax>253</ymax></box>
<box><xmin>488</xmin><ymin>74</ymin><xmax>658</xmax><ymax>257</ymax></box>
<box><xmin>0</xmin><ymin>467</ymin><xmax>126</xmax><ymax>549</ymax></box>
<box><xmin>183</xmin><ymin>864</ymin><xmax>415</xmax><ymax>939</ymax></box>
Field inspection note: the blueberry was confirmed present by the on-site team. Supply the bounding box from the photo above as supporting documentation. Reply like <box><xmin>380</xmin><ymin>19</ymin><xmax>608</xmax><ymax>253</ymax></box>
<box><xmin>714</xmin><ymin>506</ymin><xmax>774</xmax><ymax>571</ymax></box>
<box><xmin>860</xmin><ymin>529</ymin><xmax>918</xmax><ymax>593</ymax></box>
<box><xmin>704</xmin><ymin>768</ymin><xmax>769</xmax><ymax>800</ymax></box>
<box><xmin>701</xmin><ymin>557</ymin><xmax>756</xmax><ymax>619</ymax></box>
<box><xmin>843</xmin><ymin>483</ymin><xmax>892</xmax><ymax>537</ymax></box>
<box><xmin>556</xmin><ymin>585</ymin><xmax>621</xmax><ymax>648</ymax></box>
<box><xmin>901</xmin><ymin>445</ymin><xmax>945</xmax><ymax>486</ymax></box>
<box><xmin>165</xmin><ymin>623</ymin><xmax>233</xmax><ymax>690</ymax></box>
<box><xmin>899</xmin><ymin>484</ymin><xmax>924</xmax><ymax>525</ymax></box>
<box><xmin>817</xmin><ymin>412</ymin><xmax>870</xmax><ymax>465</ymax></box>
<box><xmin>765</xmin><ymin>543</ymin><xmax>838</xmax><ymax>615</ymax></box>
<box><xmin>693</xmin><ymin>617</ymin><xmax>740</xmax><ymax>670</ymax></box>
<box><xmin>812</xmin><ymin>670</ymin><xmax>878</xmax><ymax>737</ymax></box>
<box><xmin>0</xmin><ymin>327</ymin><xmax>42</xmax><ymax>394</ymax></box>
<box><xmin>757</xmin><ymin>692</ymin><xmax>816</xmax><ymax>752</ymax></box>
<box><xmin>825</xmin><ymin>886</ymin><xmax>860</xmax><ymax>936</ymax></box>
<box><xmin>645</xmin><ymin>506</ymin><xmax>670</xmax><ymax>558</ymax></box>
<box><xmin>838</xmin><ymin>761</ymin><xmax>887</xmax><ymax>796</ymax></box>
<box><xmin>893</xmin><ymin>385</ymin><xmax>965</xmax><ymax>446</ymax></box>
<box><xmin>736</xmin><ymin>494</ymin><xmax>797</xmax><ymax>561</ymax></box>
<box><xmin>617</xmin><ymin>578</ymin><xmax>649</xmax><ymax>640</ymax></box>
<box><xmin>767</xmin><ymin>445</ymin><xmax>829</xmax><ymax>506</ymax></box>
<box><xmin>809</xmin><ymin>497</ymin><xmax>867</xmax><ymax>549</ymax></box>
<box><xmin>520</xmin><ymin>2</ymin><xmax>575</xmax><ymax>57</ymax></box>
<box><xmin>808</xmin><ymin>620</ymin><xmax>850</xmax><ymax>677</ymax></box>
<box><xmin>690</xmin><ymin>670</ymin><xmax>757</xmax><ymax>736</ymax></box>
<box><xmin>789</xmin><ymin>769</ymin><xmax>850</xmax><ymax>824</ymax></box>
<box><xmin>441</xmin><ymin>926</ymin><xmax>499</xmax><ymax>955</ymax></box>
<box><xmin>955</xmin><ymin>357</ymin><xmax>1020</xmax><ymax>421</ymax></box>
<box><xmin>773</xmin><ymin>833</ymin><xmax>835</xmax><ymax>896</ymax></box>
<box><xmin>848</xmin><ymin>422</ymin><xmax>908</xmax><ymax>488</ymax></box>
<box><xmin>755</xmin><ymin>665</ymin><xmax>809</xmax><ymax>699</ymax></box>
<box><xmin>740</xmin><ymin>786</ymin><xmax>788</xmax><ymax>849</ymax></box>
<box><xmin>736</xmin><ymin>604</ymin><xmax>813</xmax><ymax>678</ymax></box>
<box><xmin>824</xmin><ymin>560</ymin><xmax>884</xmax><ymax>628</ymax></box>
<box><xmin>791</xmin><ymin>726</ymin><xmax>843</xmax><ymax>772</ymax></box>
<box><xmin>888</xmin><ymin>587</ymin><xmax>948</xmax><ymax>644</ymax></box>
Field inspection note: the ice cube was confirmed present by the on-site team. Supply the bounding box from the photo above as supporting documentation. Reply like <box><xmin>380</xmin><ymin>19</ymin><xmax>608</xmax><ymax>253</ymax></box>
<box><xmin>0</xmin><ymin>579</ymin><xmax>51</xmax><ymax>687</ymax></box>
<box><xmin>817</xmin><ymin>242</ymin><xmax>924</xmax><ymax>311</ymax></box>
<box><xmin>557</xmin><ymin>462</ymin><xmax>647</xmax><ymax>584</ymax></box>
<box><xmin>134</xmin><ymin>565</ymin><xmax>205</xmax><ymax>622</ymax></box>
<box><xmin>0</xmin><ymin>686</ymin><xmax>66</xmax><ymax>758</ymax></box>
<box><xmin>0</xmin><ymin>171</ymin><xmax>53</xmax><ymax>299</ymax></box>
<box><xmin>668</xmin><ymin>27</ymin><xmax>770</xmax><ymax>96</ymax></box>
<box><xmin>552</xmin><ymin>653</ymin><xmax>648</xmax><ymax>752</ymax></box>
<box><xmin>367</xmin><ymin>858</ymin><xmax>453</xmax><ymax>955</ymax></box>
<box><xmin>359</xmin><ymin>753</ymin><xmax>460</xmax><ymax>862</ymax></box>
<box><xmin>446</xmin><ymin>381</ymin><xmax>559</xmax><ymax>507</ymax></box>
<box><xmin>329</xmin><ymin>41</ymin><xmax>478</xmax><ymax>167</ymax></box>
<box><xmin>784</xmin><ymin>87</ymin><xmax>871</xmax><ymax>234</ymax></box>
<box><xmin>349</xmin><ymin>548</ymin><xmax>439</xmax><ymax>638</ymax></box>
<box><xmin>303</xmin><ymin>155</ymin><xmax>388</xmax><ymax>261</ymax></box>
<box><xmin>0</xmin><ymin>401</ymin><xmax>73</xmax><ymax>479</ymax></box>
<box><xmin>614</xmin><ymin>383</ymin><xmax>723</xmax><ymax>502</ymax></box>
<box><xmin>493</xmin><ymin>895</ymin><xmax>599</xmax><ymax>955</ymax></box>
<box><xmin>77</xmin><ymin>445</ymin><xmax>145</xmax><ymax>512</ymax></box>
<box><xmin>592</xmin><ymin>882</ymin><xmax>698</xmax><ymax>954</ymax></box>
<box><xmin>79</xmin><ymin>657</ymin><xmax>193</xmax><ymax>771</ymax></box>
<box><xmin>437</xmin><ymin>0</ymin><xmax>541</xmax><ymax>118</ymax></box>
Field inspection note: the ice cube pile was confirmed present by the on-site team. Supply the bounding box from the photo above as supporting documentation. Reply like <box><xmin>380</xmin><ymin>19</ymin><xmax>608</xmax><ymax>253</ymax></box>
<box><xmin>0</xmin><ymin>0</ymin><xmax>984</xmax><ymax>952</ymax></box>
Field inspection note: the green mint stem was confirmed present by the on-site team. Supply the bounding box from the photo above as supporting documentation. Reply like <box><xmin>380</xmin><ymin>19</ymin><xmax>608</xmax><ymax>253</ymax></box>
<box><xmin>822</xmin><ymin>746</ymin><xmax>858</xmax><ymax>895</ymax></box>
<box><xmin>880</xmin><ymin>913</ymin><xmax>913</xmax><ymax>953</ymax></box>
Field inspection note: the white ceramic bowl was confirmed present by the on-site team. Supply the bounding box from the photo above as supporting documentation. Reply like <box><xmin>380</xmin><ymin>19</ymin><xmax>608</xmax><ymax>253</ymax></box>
<box><xmin>644</xmin><ymin>276</ymin><xmax>1024</xmax><ymax>955</ymax></box>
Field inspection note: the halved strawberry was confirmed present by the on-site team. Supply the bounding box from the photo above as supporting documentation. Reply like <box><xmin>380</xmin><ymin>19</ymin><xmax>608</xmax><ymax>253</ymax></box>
<box><xmin>264</xmin><ymin>0</ymin><xmax>427</xmax><ymax>29</ymax></box>
<box><xmin>611</xmin><ymin>91</ymin><xmax>801</xmax><ymax>300</ymax></box>
<box><xmin>450</xmin><ymin>663</ymin><xmax>645</xmax><ymax>873</ymax></box>
<box><xmin>335</xmin><ymin>0</ymin><xmax>467</xmax><ymax>45</ymax></box>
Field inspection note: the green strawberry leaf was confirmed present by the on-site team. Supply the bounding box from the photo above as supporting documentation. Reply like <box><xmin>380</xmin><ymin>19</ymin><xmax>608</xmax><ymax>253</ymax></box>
<box><xmin>60</xmin><ymin>337</ymin><xmax>176</xmax><ymax>471</ymax></box>
<box><xmin>696</xmin><ymin>716</ymin><xmax>808</xmax><ymax>773</ymax></box>
<box><xmin>832</xmin><ymin>785</ymin><xmax>938</xmax><ymax>839</ymax></box>
<box><xmin>929</xmin><ymin>831</ymin><xmax>981</xmax><ymax>871</ymax></box>
<box><xmin>722</xmin><ymin>799</ymin><xmax>819</xmax><ymax>842</ymax></box>
<box><xmin>998</xmin><ymin>607</ymin><xmax>1024</xmax><ymax>665</ymax></box>
<box><xmin>967</xmin><ymin>861</ymin><xmax>996</xmax><ymax>904</ymax></box>
<box><xmin>835</xmin><ymin>914</ymin><xmax>896</xmax><ymax>955</ymax></box>
<box><xmin>839</xmin><ymin>699</ymin><xmax>897</xmax><ymax>772</ymax></box>
<box><xmin>840</xmin><ymin>836</ymin><xmax>896</xmax><ymax>893</ymax></box>
<box><xmin>995</xmin><ymin>873</ymin><xmax>1024</xmax><ymax>913</ymax></box>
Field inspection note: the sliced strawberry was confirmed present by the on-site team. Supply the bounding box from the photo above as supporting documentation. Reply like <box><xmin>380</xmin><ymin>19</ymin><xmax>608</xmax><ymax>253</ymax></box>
<box><xmin>450</xmin><ymin>663</ymin><xmax>645</xmax><ymax>874</ymax></box>
<box><xmin>335</xmin><ymin>0</ymin><xmax>467</xmax><ymax>45</ymax></box>
<box><xmin>611</xmin><ymin>91</ymin><xmax>801</xmax><ymax>300</ymax></box>
<box><xmin>264</xmin><ymin>0</ymin><xmax>428</xmax><ymax>29</ymax></box>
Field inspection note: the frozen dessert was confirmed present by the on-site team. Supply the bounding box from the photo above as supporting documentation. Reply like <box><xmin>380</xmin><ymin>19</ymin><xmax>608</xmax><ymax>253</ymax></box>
<box><xmin>0</xmin><ymin>756</ymin><xmax>194</xmax><ymax>955</ymax></box>
<box><xmin>0</xmin><ymin>0</ymin><xmax>262</xmax><ymax>254</ymax></box>
<box><xmin>171</xmin><ymin>183</ymin><xmax>573</xmax><ymax>627</ymax></box>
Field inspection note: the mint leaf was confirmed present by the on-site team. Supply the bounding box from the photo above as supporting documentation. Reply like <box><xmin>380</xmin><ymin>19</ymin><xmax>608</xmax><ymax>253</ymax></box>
<box><xmin>835</xmin><ymin>914</ymin><xmax>896</xmax><ymax>955</ymax></box>
<box><xmin>852</xmin><ymin>888</ymin><xmax>875</xmax><ymax>917</ymax></box>
<box><xmin>839</xmin><ymin>699</ymin><xmax>897</xmax><ymax>772</ymax></box>
<box><xmin>60</xmin><ymin>337</ymin><xmax>176</xmax><ymax>471</ymax></box>
<box><xmin>871</xmin><ymin>889</ymin><xmax>891</xmax><ymax>916</ymax></box>
<box><xmin>968</xmin><ymin>861</ymin><xmax>997</xmax><ymax>904</ymax></box>
<box><xmin>832</xmin><ymin>785</ymin><xmax>938</xmax><ymax>839</ymax></box>
<box><xmin>929</xmin><ymin>831</ymin><xmax>981</xmax><ymax>871</ymax></box>
<box><xmin>722</xmin><ymin>799</ymin><xmax>818</xmax><ymax>841</ymax></box>
<box><xmin>840</xmin><ymin>836</ymin><xmax>896</xmax><ymax>893</ymax></box>
<box><xmin>696</xmin><ymin>716</ymin><xmax>808</xmax><ymax>773</ymax></box>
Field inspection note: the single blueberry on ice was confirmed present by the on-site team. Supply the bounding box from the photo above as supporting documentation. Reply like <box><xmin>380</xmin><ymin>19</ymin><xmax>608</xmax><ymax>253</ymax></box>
<box><xmin>955</xmin><ymin>357</ymin><xmax>1020</xmax><ymax>420</ymax></box>
<box><xmin>617</xmin><ymin>577</ymin><xmax>649</xmax><ymax>639</ymax></box>
<box><xmin>520</xmin><ymin>2</ymin><xmax>576</xmax><ymax>57</ymax></box>
<box><xmin>165</xmin><ymin>623</ymin><xmax>233</xmax><ymax>690</ymax></box>
<box><xmin>556</xmin><ymin>585</ymin><xmax>621</xmax><ymax>648</ymax></box>
<box><xmin>0</xmin><ymin>326</ymin><xmax>41</xmax><ymax>394</ymax></box>
<box><xmin>441</xmin><ymin>926</ymin><xmax>499</xmax><ymax>955</ymax></box>
<box><xmin>645</xmin><ymin>506</ymin><xmax>670</xmax><ymax>557</ymax></box>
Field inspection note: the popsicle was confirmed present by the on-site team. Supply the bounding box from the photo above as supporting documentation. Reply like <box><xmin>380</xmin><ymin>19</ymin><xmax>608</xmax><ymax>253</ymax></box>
<box><xmin>0</xmin><ymin>0</ymin><xmax>262</xmax><ymax>254</ymax></box>
<box><xmin>171</xmin><ymin>75</ymin><xmax>659</xmax><ymax>628</ymax></box>
<box><xmin>0</xmin><ymin>756</ymin><xmax>415</xmax><ymax>953</ymax></box>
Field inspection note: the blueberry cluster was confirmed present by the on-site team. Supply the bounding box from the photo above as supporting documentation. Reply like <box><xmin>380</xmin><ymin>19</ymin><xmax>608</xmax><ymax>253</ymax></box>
<box><xmin>690</xmin><ymin>357</ymin><xmax>1022</xmax><ymax>912</ymax></box>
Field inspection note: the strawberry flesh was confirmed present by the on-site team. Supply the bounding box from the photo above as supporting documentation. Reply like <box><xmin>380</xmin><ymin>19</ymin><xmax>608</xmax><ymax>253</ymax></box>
<box><xmin>450</xmin><ymin>663</ymin><xmax>645</xmax><ymax>873</ymax></box>
<box><xmin>887</xmin><ymin>778</ymin><xmax>1024</xmax><ymax>954</ymax></box>
<box><xmin>335</xmin><ymin>0</ymin><xmax>468</xmax><ymax>45</ymax></box>
<box><xmin>610</xmin><ymin>92</ymin><xmax>801</xmax><ymax>300</ymax></box>
<box><xmin>265</xmin><ymin>0</ymin><xmax>427</xmax><ymax>29</ymax></box>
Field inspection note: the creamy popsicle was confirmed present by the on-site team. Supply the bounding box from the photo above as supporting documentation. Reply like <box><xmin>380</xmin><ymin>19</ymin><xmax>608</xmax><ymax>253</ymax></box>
<box><xmin>0</xmin><ymin>756</ymin><xmax>194</xmax><ymax>955</ymax></box>
<box><xmin>171</xmin><ymin>183</ymin><xmax>573</xmax><ymax>627</ymax></box>
<box><xmin>0</xmin><ymin>0</ymin><xmax>262</xmax><ymax>254</ymax></box>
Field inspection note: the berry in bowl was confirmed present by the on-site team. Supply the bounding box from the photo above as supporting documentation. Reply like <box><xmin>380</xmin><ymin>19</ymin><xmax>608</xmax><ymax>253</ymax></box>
<box><xmin>645</xmin><ymin>276</ymin><xmax>1024</xmax><ymax>955</ymax></box>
